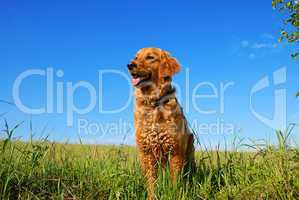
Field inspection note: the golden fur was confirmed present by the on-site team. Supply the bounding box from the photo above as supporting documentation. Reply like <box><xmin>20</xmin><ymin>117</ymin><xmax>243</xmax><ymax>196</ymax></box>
<box><xmin>128</xmin><ymin>47</ymin><xmax>195</xmax><ymax>200</ymax></box>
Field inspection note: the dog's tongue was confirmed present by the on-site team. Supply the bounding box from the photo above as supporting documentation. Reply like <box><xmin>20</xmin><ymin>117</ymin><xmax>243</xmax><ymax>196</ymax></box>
<box><xmin>132</xmin><ymin>77</ymin><xmax>141</xmax><ymax>86</ymax></box>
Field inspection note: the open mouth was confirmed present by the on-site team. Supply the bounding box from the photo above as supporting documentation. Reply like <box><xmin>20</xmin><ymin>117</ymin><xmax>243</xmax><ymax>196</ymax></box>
<box><xmin>131</xmin><ymin>73</ymin><xmax>152</xmax><ymax>87</ymax></box>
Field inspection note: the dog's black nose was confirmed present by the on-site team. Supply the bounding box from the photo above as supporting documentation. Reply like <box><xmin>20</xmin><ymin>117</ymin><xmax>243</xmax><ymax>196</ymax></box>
<box><xmin>127</xmin><ymin>63</ymin><xmax>136</xmax><ymax>70</ymax></box>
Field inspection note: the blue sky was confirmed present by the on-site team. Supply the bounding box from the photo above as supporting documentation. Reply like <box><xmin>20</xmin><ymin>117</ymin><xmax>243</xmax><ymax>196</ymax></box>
<box><xmin>0</xmin><ymin>0</ymin><xmax>298</xmax><ymax>149</ymax></box>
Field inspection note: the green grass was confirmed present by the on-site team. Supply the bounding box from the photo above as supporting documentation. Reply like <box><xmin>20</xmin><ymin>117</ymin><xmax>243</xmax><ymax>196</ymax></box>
<box><xmin>0</xmin><ymin>122</ymin><xmax>298</xmax><ymax>199</ymax></box>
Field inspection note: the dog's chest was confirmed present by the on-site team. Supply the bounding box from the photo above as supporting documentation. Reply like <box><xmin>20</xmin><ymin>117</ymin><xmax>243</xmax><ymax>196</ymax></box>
<box><xmin>135</xmin><ymin>107</ymin><xmax>179</xmax><ymax>155</ymax></box>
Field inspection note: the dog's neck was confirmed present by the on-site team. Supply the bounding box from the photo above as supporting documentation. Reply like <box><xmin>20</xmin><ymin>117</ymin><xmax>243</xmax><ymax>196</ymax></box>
<box><xmin>135</xmin><ymin>79</ymin><xmax>176</xmax><ymax>107</ymax></box>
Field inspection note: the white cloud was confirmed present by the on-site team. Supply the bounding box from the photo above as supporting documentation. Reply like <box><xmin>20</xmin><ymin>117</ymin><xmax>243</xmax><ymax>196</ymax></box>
<box><xmin>240</xmin><ymin>40</ymin><xmax>278</xmax><ymax>49</ymax></box>
<box><xmin>240</xmin><ymin>33</ymin><xmax>278</xmax><ymax>50</ymax></box>
<box><xmin>252</xmin><ymin>43</ymin><xmax>278</xmax><ymax>49</ymax></box>
<box><xmin>239</xmin><ymin>35</ymin><xmax>281</xmax><ymax>59</ymax></box>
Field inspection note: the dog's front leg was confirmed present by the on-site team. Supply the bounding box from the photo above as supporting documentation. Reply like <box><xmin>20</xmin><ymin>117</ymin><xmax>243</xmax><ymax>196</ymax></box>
<box><xmin>169</xmin><ymin>154</ymin><xmax>184</xmax><ymax>183</ymax></box>
<box><xmin>139</xmin><ymin>152</ymin><xmax>157</xmax><ymax>200</ymax></box>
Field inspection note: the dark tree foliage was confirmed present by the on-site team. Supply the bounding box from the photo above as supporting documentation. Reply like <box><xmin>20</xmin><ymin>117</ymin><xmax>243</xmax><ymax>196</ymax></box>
<box><xmin>272</xmin><ymin>0</ymin><xmax>299</xmax><ymax>58</ymax></box>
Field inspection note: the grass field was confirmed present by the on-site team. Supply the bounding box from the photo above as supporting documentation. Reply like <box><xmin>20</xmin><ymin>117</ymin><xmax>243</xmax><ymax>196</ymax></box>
<box><xmin>0</xmin><ymin>122</ymin><xmax>298</xmax><ymax>200</ymax></box>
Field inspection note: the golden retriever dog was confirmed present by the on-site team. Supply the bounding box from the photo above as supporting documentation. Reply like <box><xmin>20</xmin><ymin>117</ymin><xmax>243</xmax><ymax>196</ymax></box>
<box><xmin>127</xmin><ymin>47</ymin><xmax>195</xmax><ymax>200</ymax></box>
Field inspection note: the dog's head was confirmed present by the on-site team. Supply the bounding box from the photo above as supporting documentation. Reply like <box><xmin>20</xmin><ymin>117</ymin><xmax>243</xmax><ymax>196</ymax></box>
<box><xmin>127</xmin><ymin>47</ymin><xmax>180</xmax><ymax>88</ymax></box>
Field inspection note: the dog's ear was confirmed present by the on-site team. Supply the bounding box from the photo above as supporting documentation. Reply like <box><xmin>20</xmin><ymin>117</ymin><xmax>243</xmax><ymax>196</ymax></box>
<box><xmin>159</xmin><ymin>51</ymin><xmax>181</xmax><ymax>78</ymax></box>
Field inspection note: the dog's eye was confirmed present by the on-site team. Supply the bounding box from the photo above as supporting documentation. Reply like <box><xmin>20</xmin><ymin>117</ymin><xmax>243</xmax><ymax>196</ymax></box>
<box><xmin>145</xmin><ymin>55</ymin><xmax>155</xmax><ymax>60</ymax></box>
